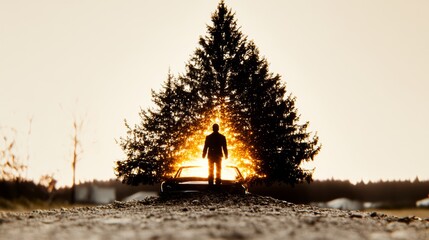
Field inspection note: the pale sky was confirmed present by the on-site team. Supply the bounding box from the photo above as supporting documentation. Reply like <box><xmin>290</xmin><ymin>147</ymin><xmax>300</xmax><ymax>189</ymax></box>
<box><xmin>1</xmin><ymin>0</ymin><xmax>428</xmax><ymax>187</ymax></box>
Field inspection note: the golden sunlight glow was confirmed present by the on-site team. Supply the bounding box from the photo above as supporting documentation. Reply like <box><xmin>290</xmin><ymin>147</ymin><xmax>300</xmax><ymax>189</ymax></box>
<box><xmin>177</xmin><ymin>164</ymin><xmax>239</xmax><ymax>180</ymax></box>
<box><xmin>172</xmin><ymin>109</ymin><xmax>262</xmax><ymax>180</ymax></box>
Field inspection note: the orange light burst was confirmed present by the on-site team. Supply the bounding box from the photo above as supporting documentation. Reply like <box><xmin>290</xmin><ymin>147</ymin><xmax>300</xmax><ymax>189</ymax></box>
<box><xmin>172</xmin><ymin>112</ymin><xmax>259</xmax><ymax>180</ymax></box>
<box><xmin>176</xmin><ymin>164</ymin><xmax>240</xmax><ymax>180</ymax></box>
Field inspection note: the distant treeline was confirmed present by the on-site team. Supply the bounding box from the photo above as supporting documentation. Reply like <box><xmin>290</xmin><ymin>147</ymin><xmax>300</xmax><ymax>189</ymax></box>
<box><xmin>0</xmin><ymin>179</ymin><xmax>50</xmax><ymax>201</ymax></box>
<box><xmin>1</xmin><ymin>179</ymin><xmax>428</xmax><ymax>209</ymax></box>
<box><xmin>0</xmin><ymin>179</ymin><xmax>158</xmax><ymax>210</ymax></box>
<box><xmin>250</xmin><ymin>179</ymin><xmax>429</xmax><ymax>207</ymax></box>
<box><xmin>0</xmin><ymin>179</ymin><xmax>53</xmax><ymax>210</ymax></box>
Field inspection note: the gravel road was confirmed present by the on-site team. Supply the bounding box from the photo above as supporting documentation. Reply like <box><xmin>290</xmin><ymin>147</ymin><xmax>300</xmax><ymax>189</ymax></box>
<box><xmin>1</xmin><ymin>193</ymin><xmax>428</xmax><ymax>240</ymax></box>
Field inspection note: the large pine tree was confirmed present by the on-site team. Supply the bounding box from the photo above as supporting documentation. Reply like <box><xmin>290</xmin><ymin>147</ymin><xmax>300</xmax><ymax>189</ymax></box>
<box><xmin>115</xmin><ymin>2</ymin><xmax>320</xmax><ymax>186</ymax></box>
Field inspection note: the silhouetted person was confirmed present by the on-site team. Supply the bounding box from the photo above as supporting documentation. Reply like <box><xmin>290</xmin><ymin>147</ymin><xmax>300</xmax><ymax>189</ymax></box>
<box><xmin>202</xmin><ymin>123</ymin><xmax>228</xmax><ymax>186</ymax></box>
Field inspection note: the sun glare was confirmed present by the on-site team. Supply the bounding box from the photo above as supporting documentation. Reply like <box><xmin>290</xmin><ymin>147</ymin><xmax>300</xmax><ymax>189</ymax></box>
<box><xmin>177</xmin><ymin>164</ymin><xmax>240</xmax><ymax>180</ymax></box>
<box><xmin>173</xmin><ymin>112</ymin><xmax>260</xmax><ymax>180</ymax></box>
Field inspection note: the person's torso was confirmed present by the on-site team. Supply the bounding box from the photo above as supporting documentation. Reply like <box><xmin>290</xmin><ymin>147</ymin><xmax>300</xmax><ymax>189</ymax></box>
<box><xmin>206</xmin><ymin>132</ymin><xmax>225</xmax><ymax>158</ymax></box>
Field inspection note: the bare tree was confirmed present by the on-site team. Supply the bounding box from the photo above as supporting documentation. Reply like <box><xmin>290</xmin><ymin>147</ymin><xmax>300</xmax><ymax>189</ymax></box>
<box><xmin>39</xmin><ymin>174</ymin><xmax>57</xmax><ymax>203</ymax></box>
<box><xmin>70</xmin><ymin>116</ymin><xmax>84</xmax><ymax>204</ymax></box>
<box><xmin>24</xmin><ymin>116</ymin><xmax>33</xmax><ymax>179</ymax></box>
<box><xmin>0</xmin><ymin>127</ymin><xmax>26</xmax><ymax>181</ymax></box>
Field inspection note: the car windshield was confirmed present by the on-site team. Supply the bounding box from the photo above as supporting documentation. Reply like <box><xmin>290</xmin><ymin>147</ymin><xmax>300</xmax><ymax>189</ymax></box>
<box><xmin>177</xmin><ymin>166</ymin><xmax>240</xmax><ymax>181</ymax></box>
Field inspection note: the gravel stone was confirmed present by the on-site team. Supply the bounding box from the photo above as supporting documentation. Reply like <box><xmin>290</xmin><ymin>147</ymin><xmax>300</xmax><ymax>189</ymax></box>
<box><xmin>0</xmin><ymin>192</ymin><xmax>428</xmax><ymax>240</ymax></box>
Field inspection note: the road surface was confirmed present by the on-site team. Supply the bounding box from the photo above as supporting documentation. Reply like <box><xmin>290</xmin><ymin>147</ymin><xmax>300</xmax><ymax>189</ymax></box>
<box><xmin>0</xmin><ymin>193</ymin><xmax>428</xmax><ymax>240</ymax></box>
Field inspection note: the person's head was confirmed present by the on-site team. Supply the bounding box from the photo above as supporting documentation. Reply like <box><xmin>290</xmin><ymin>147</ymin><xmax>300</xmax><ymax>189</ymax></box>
<box><xmin>212</xmin><ymin>124</ymin><xmax>219</xmax><ymax>133</ymax></box>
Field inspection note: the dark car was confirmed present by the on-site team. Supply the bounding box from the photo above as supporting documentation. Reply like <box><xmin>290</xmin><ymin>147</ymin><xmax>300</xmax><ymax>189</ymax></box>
<box><xmin>161</xmin><ymin>165</ymin><xmax>247</xmax><ymax>194</ymax></box>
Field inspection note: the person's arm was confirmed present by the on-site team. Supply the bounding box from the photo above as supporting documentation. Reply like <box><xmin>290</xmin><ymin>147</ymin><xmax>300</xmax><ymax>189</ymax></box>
<box><xmin>223</xmin><ymin>136</ymin><xmax>228</xmax><ymax>159</ymax></box>
<box><xmin>202</xmin><ymin>136</ymin><xmax>208</xmax><ymax>158</ymax></box>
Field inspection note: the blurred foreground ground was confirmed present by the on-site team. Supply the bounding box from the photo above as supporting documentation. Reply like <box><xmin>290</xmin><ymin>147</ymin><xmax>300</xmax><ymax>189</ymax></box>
<box><xmin>0</xmin><ymin>193</ymin><xmax>428</xmax><ymax>240</ymax></box>
<box><xmin>365</xmin><ymin>209</ymin><xmax>429</xmax><ymax>219</ymax></box>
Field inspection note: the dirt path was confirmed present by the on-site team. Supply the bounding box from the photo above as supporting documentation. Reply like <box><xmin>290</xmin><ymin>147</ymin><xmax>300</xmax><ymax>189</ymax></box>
<box><xmin>0</xmin><ymin>193</ymin><xmax>428</xmax><ymax>240</ymax></box>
